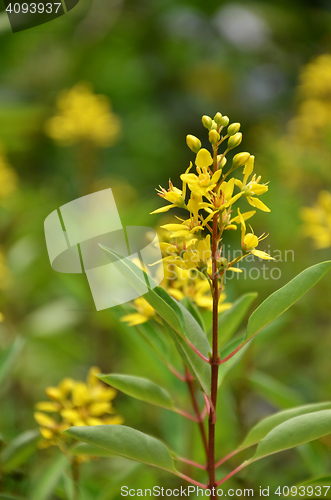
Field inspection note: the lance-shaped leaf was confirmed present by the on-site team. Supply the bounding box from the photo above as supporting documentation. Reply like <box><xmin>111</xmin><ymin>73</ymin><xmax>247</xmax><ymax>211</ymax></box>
<box><xmin>29</xmin><ymin>453</ymin><xmax>69</xmax><ymax>500</ymax></box>
<box><xmin>98</xmin><ymin>374</ymin><xmax>175</xmax><ymax>410</ymax></box>
<box><xmin>248</xmin><ymin>371</ymin><xmax>304</xmax><ymax>409</ymax></box>
<box><xmin>100</xmin><ymin>245</ymin><xmax>211</xmax><ymax>394</ymax></box>
<box><xmin>1</xmin><ymin>429</ymin><xmax>40</xmax><ymax>472</ymax></box>
<box><xmin>216</xmin><ymin>293</ymin><xmax>258</xmax><ymax>348</ymax></box>
<box><xmin>71</xmin><ymin>442</ymin><xmax>115</xmax><ymax>457</ymax></box>
<box><xmin>64</xmin><ymin>425</ymin><xmax>176</xmax><ymax>474</ymax></box>
<box><xmin>240</xmin><ymin>402</ymin><xmax>331</xmax><ymax>449</ymax></box>
<box><xmin>251</xmin><ymin>409</ymin><xmax>331</xmax><ymax>461</ymax></box>
<box><xmin>246</xmin><ymin>261</ymin><xmax>331</xmax><ymax>341</ymax></box>
<box><xmin>0</xmin><ymin>337</ymin><xmax>25</xmax><ymax>387</ymax></box>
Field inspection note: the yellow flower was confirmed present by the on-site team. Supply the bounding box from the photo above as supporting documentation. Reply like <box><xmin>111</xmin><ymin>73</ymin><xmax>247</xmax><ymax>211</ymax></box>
<box><xmin>238</xmin><ymin>209</ymin><xmax>274</xmax><ymax>260</ymax></box>
<box><xmin>151</xmin><ymin>164</ymin><xmax>192</xmax><ymax>214</ymax></box>
<box><xmin>300</xmin><ymin>190</ymin><xmax>331</xmax><ymax>249</ymax></box>
<box><xmin>34</xmin><ymin>367</ymin><xmax>123</xmax><ymax>449</ymax></box>
<box><xmin>45</xmin><ymin>83</ymin><xmax>121</xmax><ymax>147</ymax></box>
<box><xmin>181</xmin><ymin>166</ymin><xmax>222</xmax><ymax>198</ymax></box>
<box><xmin>121</xmin><ymin>297</ymin><xmax>156</xmax><ymax>326</ymax></box>
<box><xmin>234</xmin><ymin>156</ymin><xmax>270</xmax><ymax>212</ymax></box>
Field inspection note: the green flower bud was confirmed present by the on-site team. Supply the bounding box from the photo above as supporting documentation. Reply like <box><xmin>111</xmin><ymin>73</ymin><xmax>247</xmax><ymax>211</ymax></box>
<box><xmin>208</xmin><ymin>129</ymin><xmax>220</xmax><ymax>144</ymax></box>
<box><xmin>214</xmin><ymin>112</ymin><xmax>223</xmax><ymax>125</ymax></box>
<box><xmin>202</xmin><ymin>115</ymin><xmax>213</xmax><ymax>129</ymax></box>
<box><xmin>220</xmin><ymin>116</ymin><xmax>229</xmax><ymax>127</ymax></box>
<box><xmin>228</xmin><ymin>132</ymin><xmax>242</xmax><ymax>150</ymax></box>
<box><xmin>217</xmin><ymin>257</ymin><xmax>228</xmax><ymax>269</ymax></box>
<box><xmin>186</xmin><ymin>134</ymin><xmax>201</xmax><ymax>153</ymax></box>
<box><xmin>210</xmin><ymin>120</ymin><xmax>218</xmax><ymax>130</ymax></box>
<box><xmin>232</xmin><ymin>152</ymin><xmax>250</xmax><ymax>169</ymax></box>
<box><xmin>227</xmin><ymin>123</ymin><xmax>241</xmax><ymax>136</ymax></box>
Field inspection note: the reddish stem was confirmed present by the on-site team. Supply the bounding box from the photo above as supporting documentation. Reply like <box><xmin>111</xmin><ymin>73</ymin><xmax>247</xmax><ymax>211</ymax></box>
<box><xmin>185</xmin><ymin>366</ymin><xmax>208</xmax><ymax>458</ymax></box>
<box><xmin>177</xmin><ymin>473</ymin><xmax>207</xmax><ymax>488</ymax></box>
<box><xmin>168</xmin><ymin>365</ymin><xmax>186</xmax><ymax>381</ymax></box>
<box><xmin>207</xmin><ymin>144</ymin><xmax>220</xmax><ymax>499</ymax></box>
<box><xmin>174</xmin><ymin>408</ymin><xmax>200</xmax><ymax>422</ymax></box>
<box><xmin>175</xmin><ymin>456</ymin><xmax>207</xmax><ymax>470</ymax></box>
<box><xmin>216</xmin><ymin>463</ymin><xmax>246</xmax><ymax>486</ymax></box>
<box><xmin>215</xmin><ymin>449</ymin><xmax>241</xmax><ymax>469</ymax></box>
<box><xmin>219</xmin><ymin>340</ymin><xmax>249</xmax><ymax>364</ymax></box>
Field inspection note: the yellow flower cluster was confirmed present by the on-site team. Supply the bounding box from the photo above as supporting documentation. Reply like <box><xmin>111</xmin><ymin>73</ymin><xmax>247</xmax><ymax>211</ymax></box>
<box><xmin>300</xmin><ymin>190</ymin><xmax>331</xmax><ymax>249</ymax></box>
<box><xmin>34</xmin><ymin>367</ymin><xmax>123</xmax><ymax>448</ymax></box>
<box><xmin>288</xmin><ymin>54</ymin><xmax>331</xmax><ymax>145</ymax></box>
<box><xmin>152</xmin><ymin>113</ymin><xmax>273</xmax><ymax>278</ymax></box>
<box><xmin>45</xmin><ymin>83</ymin><xmax>121</xmax><ymax>147</ymax></box>
<box><xmin>0</xmin><ymin>145</ymin><xmax>17</xmax><ymax>200</ymax></box>
<box><xmin>122</xmin><ymin>113</ymin><xmax>273</xmax><ymax>327</ymax></box>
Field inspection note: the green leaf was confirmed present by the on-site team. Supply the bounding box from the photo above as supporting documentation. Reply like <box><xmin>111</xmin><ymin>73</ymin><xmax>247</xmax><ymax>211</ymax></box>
<box><xmin>29</xmin><ymin>453</ymin><xmax>69</xmax><ymax>500</ymax></box>
<box><xmin>248</xmin><ymin>370</ymin><xmax>304</xmax><ymax>409</ymax></box>
<box><xmin>98</xmin><ymin>373</ymin><xmax>174</xmax><ymax>410</ymax></box>
<box><xmin>71</xmin><ymin>443</ymin><xmax>115</xmax><ymax>457</ymax></box>
<box><xmin>251</xmin><ymin>409</ymin><xmax>331</xmax><ymax>461</ymax></box>
<box><xmin>64</xmin><ymin>425</ymin><xmax>176</xmax><ymax>474</ymax></box>
<box><xmin>246</xmin><ymin>261</ymin><xmax>331</xmax><ymax>341</ymax></box>
<box><xmin>217</xmin><ymin>293</ymin><xmax>257</xmax><ymax>348</ymax></box>
<box><xmin>1</xmin><ymin>430</ymin><xmax>40</xmax><ymax>472</ymax></box>
<box><xmin>100</xmin><ymin>245</ymin><xmax>211</xmax><ymax>394</ymax></box>
<box><xmin>181</xmin><ymin>297</ymin><xmax>205</xmax><ymax>333</ymax></box>
<box><xmin>0</xmin><ymin>337</ymin><xmax>25</xmax><ymax>386</ymax></box>
<box><xmin>241</xmin><ymin>402</ymin><xmax>331</xmax><ymax>449</ymax></box>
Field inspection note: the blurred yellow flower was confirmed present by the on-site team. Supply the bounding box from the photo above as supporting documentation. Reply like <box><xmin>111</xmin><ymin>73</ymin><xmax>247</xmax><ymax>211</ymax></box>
<box><xmin>0</xmin><ymin>146</ymin><xmax>17</xmax><ymax>200</ymax></box>
<box><xmin>34</xmin><ymin>367</ymin><xmax>123</xmax><ymax>449</ymax></box>
<box><xmin>300</xmin><ymin>190</ymin><xmax>331</xmax><ymax>249</ymax></box>
<box><xmin>288</xmin><ymin>54</ymin><xmax>331</xmax><ymax>146</ymax></box>
<box><xmin>121</xmin><ymin>297</ymin><xmax>156</xmax><ymax>326</ymax></box>
<box><xmin>45</xmin><ymin>83</ymin><xmax>121</xmax><ymax>147</ymax></box>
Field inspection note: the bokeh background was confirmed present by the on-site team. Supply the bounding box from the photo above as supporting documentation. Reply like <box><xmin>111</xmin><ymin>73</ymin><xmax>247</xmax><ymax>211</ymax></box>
<box><xmin>0</xmin><ymin>0</ymin><xmax>331</xmax><ymax>498</ymax></box>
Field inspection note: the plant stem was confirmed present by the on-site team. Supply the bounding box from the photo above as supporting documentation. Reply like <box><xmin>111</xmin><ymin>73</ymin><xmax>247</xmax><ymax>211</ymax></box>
<box><xmin>185</xmin><ymin>366</ymin><xmax>208</xmax><ymax>459</ymax></box>
<box><xmin>208</xmin><ymin>143</ymin><xmax>220</xmax><ymax>498</ymax></box>
<box><xmin>72</xmin><ymin>458</ymin><xmax>80</xmax><ymax>500</ymax></box>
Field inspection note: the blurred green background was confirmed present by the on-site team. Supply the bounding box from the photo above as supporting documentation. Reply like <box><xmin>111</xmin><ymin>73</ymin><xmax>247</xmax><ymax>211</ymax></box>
<box><xmin>0</xmin><ymin>0</ymin><xmax>331</xmax><ymax>498</ymax></box>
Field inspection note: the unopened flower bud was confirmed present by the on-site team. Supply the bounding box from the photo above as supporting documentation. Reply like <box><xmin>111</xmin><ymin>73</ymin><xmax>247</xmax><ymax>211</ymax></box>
<box><xmin>227</xmin><ymin>123</ymin><xmax>241</xmax><ymax>136</ymax></box>
<box><xmin>243</xmin><ymin>233</ymin><xmax>258</xmax><ymax>250</ymax></box>
<box><xmin>202</xmin><ymin>115</ymin><xmax>213</xmax><ymax>129</ymax></box>
<box><xmin>210</xmin><ymin>120</ymin><xmax>218</xmax><ymax>130</ymax></box>
<box><xmin>186</xmin><ymin>134</ymin><xmax>201</xmax><ymax>153</ymax></box>
<box><xmin>228</xmin><ymin>132</ymin><xmax>242</xmax><ymax>150</ymax></box>
<box><xmin>220</xmin><ymin>116</ymin><xmax>229</xmax><ymax>127</ymax></box>
<box><xmin>209</xmin><ymin>130</ymin><xmax>220</xmax><ymax>144</ymax></box>
<box><xmin>232</xmin><ymin>152</ymin><xmax>250</xmax><ymax>169</ymax></box>
<box><xmin>217</xmin><ymin>155</ymin><xmax>227</xmax><ymax>168</ymax></box>
<box><xmin>214</xmin><ymin>112</ymin><xmax>223</xmax><ymax>124</ymax></box>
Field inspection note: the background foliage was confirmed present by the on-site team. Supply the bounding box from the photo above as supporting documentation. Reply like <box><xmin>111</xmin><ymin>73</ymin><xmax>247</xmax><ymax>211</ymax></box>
<box><xmin>0</xmin><ymin>0</ymin><xmax>331</xmax><ymax>498</ymax></box>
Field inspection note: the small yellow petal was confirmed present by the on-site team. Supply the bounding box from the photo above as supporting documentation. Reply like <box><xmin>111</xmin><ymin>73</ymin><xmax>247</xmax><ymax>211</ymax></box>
<box><xmin>34</xmin><ymin>412</ymin><xmax>57</xmax><ymax>428</ymax></box>
<box><xmin>35</xmin><ymin>402</ymin><xmax>59</xmax><ymax>413</ymax></box>
<box><xmin>247</xmin><ymin>197</ymin><xmax>270</xmax><ymax>212</ymax></box>
<box><xmin>89</xmin><ymin>402</ymin><xmax>112</xmax><ymax>416</ymax></box>
<box><xmin>195</xmin><ymin>148</ymin><xmax>213</xmax><ymax>169</ymax></box>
